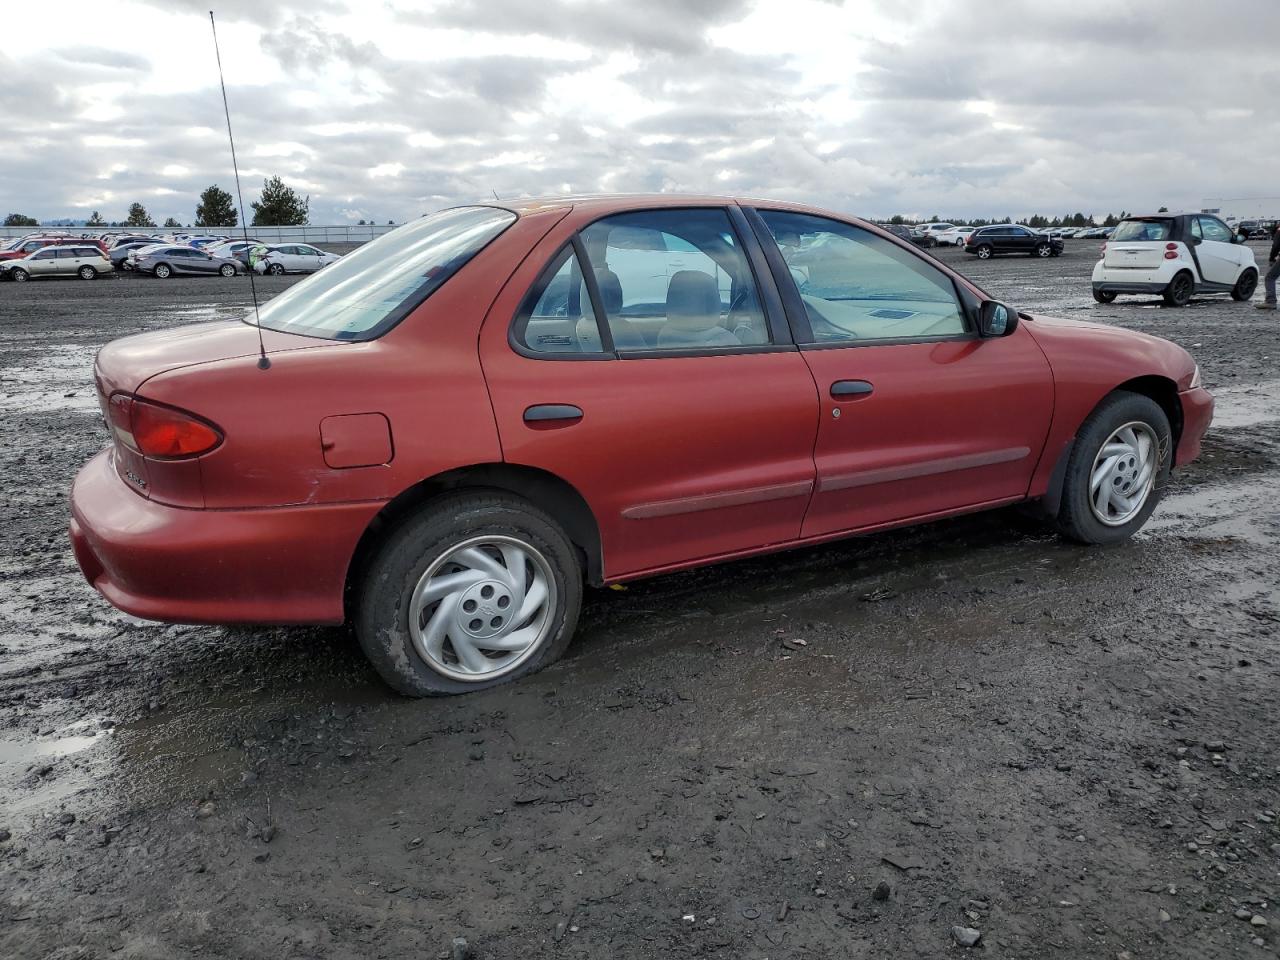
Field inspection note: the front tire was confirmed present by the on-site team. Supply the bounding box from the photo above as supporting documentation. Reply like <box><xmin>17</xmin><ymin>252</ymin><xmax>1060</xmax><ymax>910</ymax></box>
<box><xmin>219</xmin><ymin>263</ymin><xmax>236</xmax><ymax>277</ymax></box>
<box><xmin>1034</xmin><ymin>243</ymin><xmax>1052</xmax><ymax>258</ymax></box>
<box><xmin>10</xmin><ymin>268</ymin><xmax>29</xmax><ymax>282</ymax></box>
<box><xmin>268</xmin><ymin>263</ymin><xmax>285</xmax><ymax>276</ymax></box>
<box><xmin>1231</xmin><ymin>268</ymin><xmax>1258</xmax><ymax>301</ymax></box>
<box><xmin>356</xmin><ymin>492</ymin><xmax>583</xmax><ymax>697</ymax></box>
<box><xmin>1056</xmin><ymin>391</ymin><xmax>1171</xmax><ymax>545</ymax></box>
<box><xmin>153</xmin><ymin>263</ymin><xmax>172</xmax><ymax>279</ymax></box>
<box><xmin>1162</xmin><ymin>271</ymin><xmax>1194</xmax><ymax>306</ymax></box>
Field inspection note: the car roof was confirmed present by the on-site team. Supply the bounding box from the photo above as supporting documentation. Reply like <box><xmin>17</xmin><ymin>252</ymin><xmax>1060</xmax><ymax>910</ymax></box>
<box><xmin>485</xmin><ymin>193</ymin><xmax>869</xmax><ymax>220</ymax></box>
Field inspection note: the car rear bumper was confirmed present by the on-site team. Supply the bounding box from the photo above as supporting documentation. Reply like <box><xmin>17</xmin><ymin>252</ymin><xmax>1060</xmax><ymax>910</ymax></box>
<box><xmin>70</xmin><ymin>448</ymin><xmax>383</xmax><ymax>626</ymax></box>
<box><xmin>1176</xmin><ymin>386</ymin><xmax>1214</xmax><ymax>466</ymax></box>
<box><xmin>1091</xmin><ymin>281</ymin><xmax>1169</xmax><ymax>295</ymax></box>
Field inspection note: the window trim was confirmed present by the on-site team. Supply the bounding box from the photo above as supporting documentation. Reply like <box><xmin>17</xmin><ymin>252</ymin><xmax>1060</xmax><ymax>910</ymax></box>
<box><xmin>509</xmin><ymin>204</ymin><xmax>797</xmax><ymax>362</ymax></box>
<box><xmin>744</xmin><ymin>206</ymin><xmax>979</xmax><ymax>350</ymax></box>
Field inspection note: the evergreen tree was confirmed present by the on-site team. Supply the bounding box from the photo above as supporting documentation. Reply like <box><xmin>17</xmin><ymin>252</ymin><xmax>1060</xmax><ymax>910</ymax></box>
<box><xmin>4</xmin><ymin>213</ymin><xmax>38</xmax><ymax>227</ymax></box>
<box><xmin>86</xmin><ymin>211</ymin><xmax>107</xmax><ymax>227</ymax></box>
<box><xmin>250</xmin><ymin>176</ymin><xmax>309</xmax><ymax>226</ymax></box>
<box><xmin>126</xmin><ymin>202</ymin><xmax>156</xmax><ymax>227</ymax></box>
<box><xmin>163</xmin><ymin>217</ymin><xmax>182</xmax><ymax>228</ymax></box>
<box><xmin>195</xmin><ymin>185</ymin><xmax>238</xmax><ymax>227</ymax></box>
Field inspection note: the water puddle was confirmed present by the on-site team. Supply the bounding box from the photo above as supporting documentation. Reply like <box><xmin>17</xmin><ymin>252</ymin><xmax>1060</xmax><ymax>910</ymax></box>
<box><xmin>1208</xmin><ymin>379</ymin><xmax>1280</xmax><ymax>430</ymax></box>
<box><xmin>0</xmin><ymin>717</ymin><xmax>112</xmax><ymax>814</ymax></box>
<box><xmin>0</xmin><ymin>343</ymin><xmax>98</xmax><ymax>414</ymax></box>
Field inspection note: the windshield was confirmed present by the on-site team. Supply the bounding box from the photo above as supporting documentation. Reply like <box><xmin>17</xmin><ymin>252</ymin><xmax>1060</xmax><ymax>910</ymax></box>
<box><xmin>251</xmin><ymin>205</ymin><xmax>516</xmax><ymax>340</ymax></box>
<box><xmin>1112</xmin><ymin>219</ymin><xmax>1172</xmax><ymax>242</ymax></box>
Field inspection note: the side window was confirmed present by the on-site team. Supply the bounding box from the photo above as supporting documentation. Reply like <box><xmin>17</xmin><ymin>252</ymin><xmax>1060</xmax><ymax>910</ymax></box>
<box><xmin>579</xmin><ymin>208</ymin><xmax>770</xmax><ymax>352</ymax></box>
<box><xmin>513</xmin><ymin>245</ymin><xmax>606</xmax><ymax>356</ymax></box>
<box><xmin>1190</xmin><ymin>219</ymin><xmax>1204</xmax><ymax>241</ymax></box>
<box><xmin>758</xmin><ymin>210</ymin><xmax>967</xmax><ymax>344</ymax></box>
<box><xmin>1199</xmin><ymin>217</ymin><xmax>1232</xmax><ymax>242</ymax></box>
<box><xmin>32</xmin><ymin>250</ymin><xmax>56</xmax><ymax>260</ymax></box>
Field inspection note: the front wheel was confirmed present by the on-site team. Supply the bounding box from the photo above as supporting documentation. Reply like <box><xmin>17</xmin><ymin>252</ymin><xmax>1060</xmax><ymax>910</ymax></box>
<box><xmin>10</xmin><ymin>268</ymin><xmax>29</xmax><ymax>282</ymax></box>
<box><xmin>267</xmin><ymin>263</ymin><xmax>285</xmax><ymax>276</ymax></box>
<box><xmin>1231</xmin><ymin>268</ymin><xmax>1258</xmax><ymax>301</ymax></box>
<box><xmin>975</xmin><ymin>245</ymin><xmax>993</xmax><ymax>259</ymax></box>
<box><xmin>219</xmin><ymin>263</ymin><xmax>236</xmax><ymax>277</ymax></box>
<box><xmin>1056</xmin><ymin>391</ymin><xmax>1171</xmax><ymax>545</ymax></box>
<box><xmin>1162</xmin><ymin>271</ymin><xmax>1194</xmax><ymax>306</ymax></box>
<box><xmin>1092</xmin><ymin>288</ymin><xmax>1117</xmax><ymax>304</ymax></box>
<box><xmin>356</xmin><ymin>492</ymin><xmax>583</xmax><ymax>696</ymax></box>
<box><xmin>153</xmin><ymin>263</ymin><xmax>172</xmax><ymax>279</ymax></box>
<box><xmin>77</xmin><ymin>265</ymin><xmax>97</xmax><ymax>280</ymax></box>
<box><xmin>1034</xmin><ymin>243</ymin><xmax>1052</xmax><ymax>257</ymax></box>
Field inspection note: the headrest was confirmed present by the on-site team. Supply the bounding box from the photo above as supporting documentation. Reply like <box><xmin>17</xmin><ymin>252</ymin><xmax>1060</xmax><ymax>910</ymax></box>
<box><xmin>595</xmin><ymin>268</ymin><xmax>623</xmax><ymax>314</ymax></box>
<box><xmin>665</xmin><ymin>271</ymin><xmax>721</xmax><ymax>330</ymax></box>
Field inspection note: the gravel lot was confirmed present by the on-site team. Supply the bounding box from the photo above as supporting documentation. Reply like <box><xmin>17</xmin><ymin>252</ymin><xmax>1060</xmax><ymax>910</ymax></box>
<box><xmin>1</xmin><ymin>241</ymin><xmax>1278</xmax><ymax>959</ymax></box>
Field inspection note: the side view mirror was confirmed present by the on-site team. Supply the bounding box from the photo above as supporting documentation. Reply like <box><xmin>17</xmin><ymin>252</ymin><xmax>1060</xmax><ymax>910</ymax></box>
<box><xmin>978</xmin><ymin>300</ymin><xmax>1018</xmax><ymax>337</ymax></box>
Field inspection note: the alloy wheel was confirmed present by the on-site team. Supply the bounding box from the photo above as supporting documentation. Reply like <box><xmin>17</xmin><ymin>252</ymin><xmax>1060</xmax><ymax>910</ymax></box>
<box><xmin>408</xmin><ymin>535</ymin><xmax>557</xmax><ymax>682</ymax></box>
<box><xmin>1089</xmin><ymin>421</ymin><xmax>1159</xmax><ymax>526</ymax></box>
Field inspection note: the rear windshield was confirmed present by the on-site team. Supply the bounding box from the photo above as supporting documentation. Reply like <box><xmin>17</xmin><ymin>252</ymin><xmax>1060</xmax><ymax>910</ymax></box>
<box><xmin>251</xmin><ymin>205</ymin><xmax>516</xmax><ymax>341</ymax></box>
<box><xmin>1112</xmin><ymin>219</ymin><xmax>1172</xmax><ymax>242</ymax></box>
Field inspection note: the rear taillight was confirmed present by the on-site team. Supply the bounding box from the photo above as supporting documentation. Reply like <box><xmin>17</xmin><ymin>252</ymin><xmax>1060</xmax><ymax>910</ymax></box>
<box><xmin>1099</xmin><ymin>242</ymin><xmax>1106</xmax><ymax>259</ymax></box>
<box><xmin>1165</xmin><ymin>243</ymin><xmax>1177</xmax><ymax>250</ymax></box>
<box><xmin>1164</xmin><ymin>251</ymin><xmax>1179</xmax><ymax>260</ymax></box>
<box><xmin>107</xmin><ymin>393</ymin><xmax>222</xmax><ymax>459</ymax></box>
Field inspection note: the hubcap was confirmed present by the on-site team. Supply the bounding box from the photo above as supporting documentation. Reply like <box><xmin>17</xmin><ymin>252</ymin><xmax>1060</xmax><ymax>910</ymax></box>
<box><xmin>1089</xmin><ymin>421</ymin><xmax>1160</xmax><ymax>526</ymax></box>
<box><xmin>408</xmin><ymin>535</ymin><xmax>556</xmax><ymax>682</ymax></box>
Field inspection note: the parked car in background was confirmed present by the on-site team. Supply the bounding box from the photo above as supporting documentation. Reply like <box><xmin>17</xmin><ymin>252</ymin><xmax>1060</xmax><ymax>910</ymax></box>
<box><xmin>70</xmin><ymin>194</ymin><xmax>1213</xmax><ymax>697</ymax></box>
<box><xmin>0</xmin><ymin>236</ymin><xmax>108</xmax><ymax>261</ymax></box>
<box><xmin>254</xmin><ymin>243</ymin><xmax>341</xmax><ymax>275</ymax></box>
<box><xmin>130</xmin><ymin>245</ymin><xmax>240</xmax><ymax>278</ymax></box>
<box><xmin>935</xmin><ymin>226</ymin><xmax>975</xmax><ymax>246</ymax></box>
<box><xmin>1091</xmin><ymin>213</ymin><xmax>1258</xmax><ymax>307</ymax></box>
<box><xmin>207</xmin><ymin>239</ymin><xmax>263</xmax><ymax>266</ymax></box>
<box><xmin>1</xmin><ymin>245</ymin><xmax>113</xmax><ymax>281</ymax></box>
<box><xmin>110</xmin><ymin>241</ymin><xmax>164</xmax><ymax>270</ymax></box>
<box><xmin>107</xmin><ymin>235</ymin><xmax>158</xmax><ymax>249</ymax></box>
<box><xmin>912</xmin><ymin>222</ymin><xmax>956</xmax><ymax>245</ymax></box>
<box><xmin>964</xmin><ymin>225</ymin><xmax>1064</xmax><ymax>259</ymax></box>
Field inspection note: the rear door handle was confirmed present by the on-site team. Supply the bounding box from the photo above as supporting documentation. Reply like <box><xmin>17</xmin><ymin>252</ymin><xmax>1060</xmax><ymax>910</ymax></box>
<box><xmin>523</xmin><ymin>404</ymin><xmax>583</xmax><ymax>423</ymax></box>
<box><xmin>830</xmin><ymin>380</ymin><xmax>874</xmax><ymax>399</ymax></box>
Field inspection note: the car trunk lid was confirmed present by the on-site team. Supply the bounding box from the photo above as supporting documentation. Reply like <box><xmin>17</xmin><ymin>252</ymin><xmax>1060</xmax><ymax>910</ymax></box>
<box><xmin>1103</xmin><ymin>242</ymin><xmax>1166</xmax><ymax>270</ymax></box>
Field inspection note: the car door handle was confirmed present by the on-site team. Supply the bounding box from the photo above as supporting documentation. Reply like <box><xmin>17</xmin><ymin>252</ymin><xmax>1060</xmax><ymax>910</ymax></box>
<box><xmin>830</xmin><ymin>380</ymin><xmax>874</xmax><ymax>398</ymax></box>
<box><xmin>523</xmin><ymin>404</ymin><xmax>583</xmax><ymax>423</ymax></box>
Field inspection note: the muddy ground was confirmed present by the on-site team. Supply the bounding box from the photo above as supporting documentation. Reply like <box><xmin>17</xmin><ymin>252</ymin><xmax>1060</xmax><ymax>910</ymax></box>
<box><xmin>1</xmin><ymin>242</ymin><xmax>1278</xmax><ymax>959</ymax></box>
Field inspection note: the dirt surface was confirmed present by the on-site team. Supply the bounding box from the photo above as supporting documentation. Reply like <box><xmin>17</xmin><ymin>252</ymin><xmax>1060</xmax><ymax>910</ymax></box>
<box><xmin>1</xmin><ymin>242</ymin><xmax>1279</xmax><ymax>959</ymax></box>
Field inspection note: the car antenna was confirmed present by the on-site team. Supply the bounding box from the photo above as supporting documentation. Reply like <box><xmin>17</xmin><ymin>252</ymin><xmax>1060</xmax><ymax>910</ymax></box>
<box><xmin>209</xmin><ymin>10</ymin><xmax>269</xmax><ymax>370</ymax></box>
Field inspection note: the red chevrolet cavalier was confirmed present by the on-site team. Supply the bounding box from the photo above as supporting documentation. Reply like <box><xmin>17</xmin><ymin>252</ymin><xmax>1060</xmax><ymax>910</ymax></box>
<box><xmin>70</xmin><ymin>196</ymin><xmax>1214</xmax><ymax>695</ymax></box>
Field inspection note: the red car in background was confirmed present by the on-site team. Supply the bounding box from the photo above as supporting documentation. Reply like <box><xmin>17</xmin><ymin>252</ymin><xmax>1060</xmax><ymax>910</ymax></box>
<box><xmin>1</xmin><ymin>236</ymin><xmax>110</xmax><ymax>260</ymax></box>
<box><xmin>69</xmin><ymin>195</ymin><xmax>1213</xmax><ymax>696</ymax></box>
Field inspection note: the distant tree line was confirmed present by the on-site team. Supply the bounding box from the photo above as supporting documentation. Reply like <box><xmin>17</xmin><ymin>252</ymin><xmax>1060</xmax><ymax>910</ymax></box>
<box><xmin>4</xmin><ymin>175</ymin><xmax>320</xmax><ymax>230</ymax></box>
<box><xmin>886</xmin><ymin>209</ymin><xmax>1154</xmax><ymax>228</ymax></box>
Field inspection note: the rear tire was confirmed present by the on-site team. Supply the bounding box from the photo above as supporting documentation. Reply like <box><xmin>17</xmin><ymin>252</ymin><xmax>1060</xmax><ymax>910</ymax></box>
<box><xmin>1231</xmin><ymin>268</ymin><xmax>1258</xmax><ymax>301</ymax></box>
<box><xmin>77</xmin><ymin>265</ymin><xmax>97</xmax><ymax>280</ymax></box>
<box><xmin>1092</xmin><ymin>288</ymin><xmax>1117</xmax><ymax>304</ymax></box>
<box><xmin>154</xmin><ymin>263</ymin><xmax>172</xmax><ymax>279</ymax></box>
<box><xmin>1056</xmin><ymin>391</ymin><xmax>1171</xmax><ymax>545</ymax></box>
<box><xmin>356</xmin><ymin>492</ymin><xmax>583</xmax><ymax>697</ymax></box>
<box><xmin>975</xmin><ymin>245</ymin><xmax>993</xmax><ymax>259</ymax></box>
<box><xmin>1162</xmin><ymin>271</ymin><xmax>1194</xmax><ymax>306</ymax></box>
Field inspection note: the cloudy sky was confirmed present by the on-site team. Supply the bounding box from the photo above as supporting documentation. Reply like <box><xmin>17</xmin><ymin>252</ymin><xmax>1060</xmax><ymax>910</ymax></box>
<box><xmin>4</xmin><ymin>0</ymin><xmax>1277</xmax><ymax>225</ymax></box>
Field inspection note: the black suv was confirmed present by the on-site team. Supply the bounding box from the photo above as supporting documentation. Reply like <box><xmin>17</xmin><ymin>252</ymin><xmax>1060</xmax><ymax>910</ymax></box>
<box><xmin>964</xmin><ymin>225</ymin><xmax>1064</xmax><ymax>259</ymax></box>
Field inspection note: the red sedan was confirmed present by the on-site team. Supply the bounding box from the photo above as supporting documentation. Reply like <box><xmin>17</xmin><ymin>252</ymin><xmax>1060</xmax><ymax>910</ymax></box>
<box><xmin>69</xmin><ymin>195</ymin><xmax>1214</xmax><ymax>696</ymax></box>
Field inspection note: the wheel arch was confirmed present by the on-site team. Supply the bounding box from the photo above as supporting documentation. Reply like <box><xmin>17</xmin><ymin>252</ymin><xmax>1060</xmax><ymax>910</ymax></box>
<box><xmin>1042</xmin><ymin>375</ymin><xmax>1182</xmax><ymax>517</ymax></box>
<box><xmin>344</xmin><ymin>462</ymin><xmax>604</xmax><ymax>616</ymax></box>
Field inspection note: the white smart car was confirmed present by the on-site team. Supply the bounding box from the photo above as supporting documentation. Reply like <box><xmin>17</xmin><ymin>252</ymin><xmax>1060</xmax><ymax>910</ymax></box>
<box><xmin>1092</xmin><ymin>214</ymin><xmax>1257</xmax><ymax>307</ymax></box>
<box><xmin>254</xmin><ymin>243</ymin><xmax>342</xmax><ymax>275</ymax></box>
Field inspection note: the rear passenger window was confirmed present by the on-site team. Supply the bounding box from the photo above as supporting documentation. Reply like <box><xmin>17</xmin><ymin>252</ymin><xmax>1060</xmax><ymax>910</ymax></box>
<box><xmin>513</xmin><ymin>246</ymin><xmax>607</xmax><ymax>355</ymax></box>
<box><xmin>579</xmin><ymin>208</ymin><xmax>770</xmax><ymax>352</ymax></box>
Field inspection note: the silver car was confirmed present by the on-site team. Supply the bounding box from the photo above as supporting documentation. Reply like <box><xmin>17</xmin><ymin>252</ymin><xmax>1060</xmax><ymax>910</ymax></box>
<box><xmin>2</xmin><ymin>245</ymin><xmax>114</xmax><ymax>282</ymax></box>
<box><xmin>130</xmin><ymin>245</ymin><xmax>241</xmax><ymax>279</ymax></box>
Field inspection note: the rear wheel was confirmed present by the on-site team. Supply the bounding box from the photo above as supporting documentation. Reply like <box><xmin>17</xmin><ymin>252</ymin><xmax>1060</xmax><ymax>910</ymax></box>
<box><xmin>1092</xmin><ymin>288</ymin><xmax>1117</xmax><ymax>304</ymax></box>
<box><xmin>1162</xmin><ymin>271</ymin><xmax>1194</xmax><ymax>306</ymax></box>
<box><xmin>1231</xmin><ymin>268</ymin><xmax>1258</xmax><ymax>301</ymax></box>
<box><xmin>1056</xmin><ymin>391</ymin><xmax>1171</xmax><ymax>545</ymax></box>
<box><xmin>154</xmin><ymin>263</ymin><xmax>172</xmax><ymax>279</ymax></box>
<box><xmin>975</xmin><ymin>244</ymin><xmax>993</xmax><ymax>259</ymax></box>
<box><xmin>77</xmin><ymin>265</ymin><xmax>97</xmax><ymax>280</ymax></box>
<box><xmin>10</xmin><ymin>268</ymin><xmax>29</xmax><ymax>282</ymax></box>
<box><xmin>356</xmin><ymin>492</ymin><xmax>583</xmax><ymax>697</ymax></box>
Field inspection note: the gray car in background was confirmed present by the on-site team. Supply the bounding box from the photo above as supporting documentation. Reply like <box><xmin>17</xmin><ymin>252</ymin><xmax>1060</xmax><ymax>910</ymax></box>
<box><xmin>129</xmin><ymin>245</ymin><xmax>240</xmax><ymax>278</ymax></box>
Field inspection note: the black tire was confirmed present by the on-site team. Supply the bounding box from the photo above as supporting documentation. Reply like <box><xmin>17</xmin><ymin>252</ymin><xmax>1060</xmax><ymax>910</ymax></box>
<box><xmin>1092</xmin><ymin>288</ymin><xmax>1117</xmax><ymax>304</ymax></box>
<box><xmin>10</xmin><ymin>268</ymin><xmax>29</xmax><ymax>282</ymax></box>
<box><xmin>1034</xmin><ymin>243</ymin><xmax>1052</xmax><ymax>258</ymax></box>
<box><xmin>77</xmin><ymin>265</ymin><xmax>97</xmax><ymax>280</ymax></box>
<box><xmin>268</xmin><ymin>263</ymin><xmax>285</xmax><ymax>276</ymax></box>
<box><xmin>356</xmin><ymin>491</ymin><xmax>583</xmax><ymax>697</ymax></box>
<box><xmin>154</xmin><ymin>263</ymin><xmax>172</xmax><ymax>279</ymax></box>
<box><xmin>1230</xmin><ymin>268</ymin><xmax>1258</xmax><ymax>301</ymax></box>
<box><xmin>1162</xmin><ymin>271</ymin><xmax>1194</xmax><ymax>306</ymax></box>
<box><xmin>219</xmin><ymin>263</ymin><xmax>236</xmax><ymax>277</ymax></box>
<box><xmin>1055</xmin><ymin>391</ymin><xmax>1172</xmax><ymax>545</ymax></box>
<box><xmin>975</xmin><ymin>245</ymin><xmax>993</xmax><ymax>259</ymax></box>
